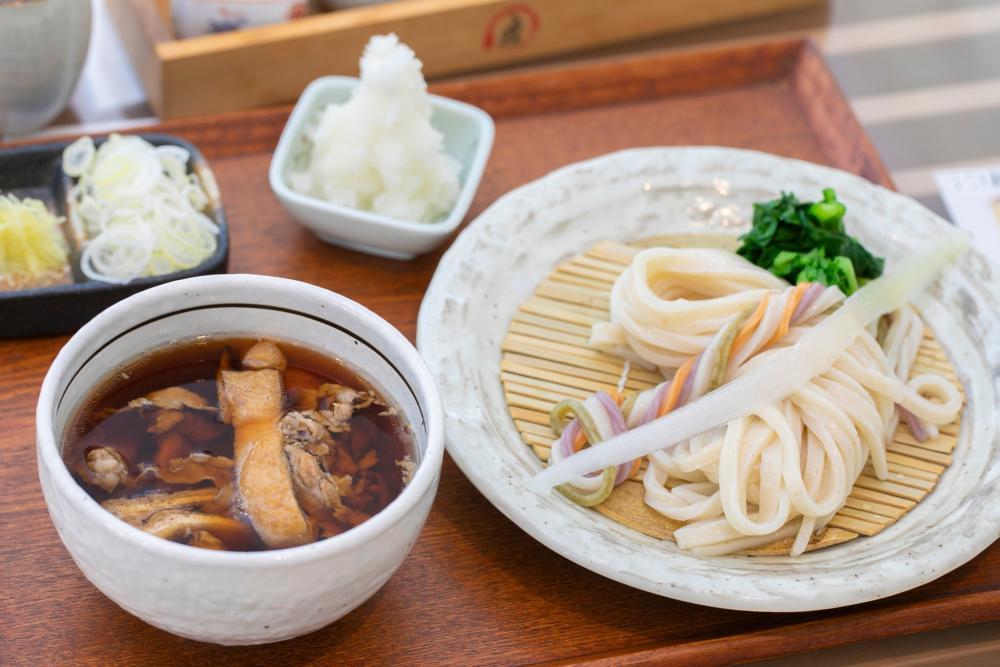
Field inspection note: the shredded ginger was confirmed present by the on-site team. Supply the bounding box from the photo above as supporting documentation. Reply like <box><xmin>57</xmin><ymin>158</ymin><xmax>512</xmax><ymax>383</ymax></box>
<box><xmin>290</xmin><ymin>33</ymin><xmax>460</xmax><ymax>223</ymax></box>
<box><xmin>0</xmin><ymin>194</ymin><xmax>69</xmax><ymax>290</ymax></box>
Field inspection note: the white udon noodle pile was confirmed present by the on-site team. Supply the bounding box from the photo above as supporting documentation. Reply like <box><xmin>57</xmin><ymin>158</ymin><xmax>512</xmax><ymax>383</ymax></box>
<box><xmin>565</xmin><ymin>246</ymin><xmax>963</xmax><ymax>556</ymax></box>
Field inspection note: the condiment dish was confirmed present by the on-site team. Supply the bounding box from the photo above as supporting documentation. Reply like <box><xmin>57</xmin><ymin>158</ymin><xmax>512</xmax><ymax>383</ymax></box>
<box><xmin>269</xmin><ymin>76</ymin><xmax>494</xmax><ymax>260</ymax></box>
<box><xmin>36</xmin><ymin>274</ymin><xmax>444</xmax><ymax>645</ymax></box>
<box><xmin>0</xmin><ymin>134</ymin><xmax>229</xmax><ymax>337</ymax></box>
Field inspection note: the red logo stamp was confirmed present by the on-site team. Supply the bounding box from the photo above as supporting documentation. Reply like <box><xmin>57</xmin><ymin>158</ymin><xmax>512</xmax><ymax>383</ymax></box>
<box><xmin>483</xmin><ymin>3</ymin><xmax>540</xmax><ymax>49</ymax></box>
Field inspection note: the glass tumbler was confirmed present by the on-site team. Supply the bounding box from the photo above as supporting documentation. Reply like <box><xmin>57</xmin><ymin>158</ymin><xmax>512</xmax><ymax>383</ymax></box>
<box><xmin>0</xmin><ymin>0</ymin><xmax>92</xmax><ymax>138</ymax></box>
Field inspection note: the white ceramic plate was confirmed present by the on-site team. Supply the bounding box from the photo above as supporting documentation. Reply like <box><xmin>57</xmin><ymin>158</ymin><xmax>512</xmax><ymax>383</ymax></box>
<box><xmin>417</xmin><ymin>147</ymin><xmax>999</xmax><ymax>612</ymax></box>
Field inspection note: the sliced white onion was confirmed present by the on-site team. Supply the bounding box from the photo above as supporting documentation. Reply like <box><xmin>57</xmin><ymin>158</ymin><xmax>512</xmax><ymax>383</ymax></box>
<box><xmin>531</xmin><ymin>234</ymin><xmax>969</xmax><ymax>490</ymax></box>
<box><xmin>75</xmin><ymin>196</ymin><xmax>103</xmax><ymax>229</ymax></box>
<box><xmin>183</xmin><ymin>181</ymin><xmax>210</xmax><ymax>211</ymax></box>
<box><xmin>63</xmin><ymin>134</ymin><xmax>219</xmax><ymax>284</ymax></box>
<box><xmin>155</xmin><ymin>144</ymin><xmax>191</xmax><ymax>179</ymax></box>
<box><xmin>91</xmin><ymin>151</ymin><xmax>161</xmax><ymax>202</ymax></box>
<box><xmin>80</xmin><ymin>227</ymin><xmax>154</xmax><ymax>284</ymax></box>
<box><xmin>62</xmin><ymin>136</ymin><xmax>96</xmax><ymax>178</ymax></box>
<box><xmin>155</xmin><ymin>144</ymin><xmax>188</xmax><ymax>159</ymax></box>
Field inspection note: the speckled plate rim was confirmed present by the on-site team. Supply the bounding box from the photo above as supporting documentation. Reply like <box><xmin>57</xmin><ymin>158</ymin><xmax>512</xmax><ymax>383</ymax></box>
<box><xmin>417</xmin><ymin>147</ymin><xmax>1000</xmax><ymax>612</ymax></box>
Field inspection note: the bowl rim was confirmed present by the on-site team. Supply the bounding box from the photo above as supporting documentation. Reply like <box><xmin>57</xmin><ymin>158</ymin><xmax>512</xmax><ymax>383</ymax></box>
<box><xmin>36</xmin><ymin>273</ymin><xmax>444</xmax><ymax>566</ymax></box>
<box><xmin>268</xmin><ymin>75</ymin><xmax>495</xmax><ymax>238</ymax></box>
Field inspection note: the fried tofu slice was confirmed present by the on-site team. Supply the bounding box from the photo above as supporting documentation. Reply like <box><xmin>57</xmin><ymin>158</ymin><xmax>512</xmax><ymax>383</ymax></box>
<box><xmin>218</xmin><ymin>344</ymin><xmax>313</xmax><ymax>549</ymax></box>
<box><xmin>241</xmin><ymin>340</ymin><xmax>287</xmax><ymax>372</ymax></box>
<box><xmin>127</xmin><ymin>386</ymin><xmax>212</xmax><ymax>411</ymax></box>
<box><xmin>235</xmin><ymin>426</ymin><xmax>313</xmax><ymax>547</ymax></box>
<box><xmin>190</xmin><ymin>530</ymin><xmax>226</xmax><ymax>550</ymax></box>
<box><xmin>143</xmin><ymin>509</ymin><xmax>254</xmax><ymax>547</ymax></box>
<box><xmin>145</xmin><ymin>453</ymin><xmax>234</xmax><ymax>487</ymax></box>
<box><xmin>102</xmin><ymin>488</ymin><xmax>221</xmax><ymax>527</ymax></box>
<box><xmin>219</xmin><ymin>369</ymin><xmax>283</xmax><ymax>424</ymax></box>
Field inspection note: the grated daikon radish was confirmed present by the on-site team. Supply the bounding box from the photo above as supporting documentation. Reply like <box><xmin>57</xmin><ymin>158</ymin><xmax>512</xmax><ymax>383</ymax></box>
<box><xmin>532</xmin><ymin>234</ymin><xmax>969</xmax><ymax>491</ymax></box>
<box><xmin>289</xmin><ymin>33</ymin><xmax>460</xmax><ymax>224</ymax></box>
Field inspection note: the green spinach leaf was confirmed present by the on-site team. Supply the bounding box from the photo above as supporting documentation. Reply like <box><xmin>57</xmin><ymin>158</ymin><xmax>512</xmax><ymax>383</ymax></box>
<box><xmin>736</xmin><ymin>188</ymin><xmax>883</xmax><ymax>294</ymax></box>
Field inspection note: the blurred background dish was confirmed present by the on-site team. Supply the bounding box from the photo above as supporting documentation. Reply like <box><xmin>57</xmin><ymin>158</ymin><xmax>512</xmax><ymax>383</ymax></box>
<box><xmin>170</xmin><ymin>0</ymin><xmax>311</xmax><ymax>39</ymax></box>
<box><xmin>318</xmin><ymin>0</ymin><xmax>391</xmax><ymax>8</ymax></box>
<box><xmin>104</xmin><ymin>0</ymin><xmax>819</xmax><ymax>119</ymax></box>
<box><xmin>0</xmin><ymin>0</ymin><xmax>92</xmax><ymax>138</ymax></box>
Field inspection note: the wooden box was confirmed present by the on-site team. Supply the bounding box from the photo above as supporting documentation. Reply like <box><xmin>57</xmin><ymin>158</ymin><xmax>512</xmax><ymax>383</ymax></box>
<box><xmin>108</xmin><ymin>0</ymin><xmax>820</xmax><ymax>119</ymax></box>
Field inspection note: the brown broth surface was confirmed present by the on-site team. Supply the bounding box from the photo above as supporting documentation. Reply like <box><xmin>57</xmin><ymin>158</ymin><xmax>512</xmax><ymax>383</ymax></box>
<box><xmin>64</xmin><ymin>338</ymin><xmax>413</xmax><ymax>551</ymax></box>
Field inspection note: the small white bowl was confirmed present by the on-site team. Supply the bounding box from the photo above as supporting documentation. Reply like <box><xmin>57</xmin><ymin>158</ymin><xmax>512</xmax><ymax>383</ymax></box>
<box><xmin>269</xmin><ymin>76</ymin><xmax>494</xmax><ymax>260</ymax></box>
<box><xmin>36</xmin><ymin>274</ymin><xmax>444</xmax><ymax>645</ymax></box>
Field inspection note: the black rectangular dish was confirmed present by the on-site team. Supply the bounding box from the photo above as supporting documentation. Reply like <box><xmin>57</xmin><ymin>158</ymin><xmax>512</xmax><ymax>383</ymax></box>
<box><xmin>0</xmin><ymin>133</ymin><xmax>229</xmax><ymax>337</ymax></box>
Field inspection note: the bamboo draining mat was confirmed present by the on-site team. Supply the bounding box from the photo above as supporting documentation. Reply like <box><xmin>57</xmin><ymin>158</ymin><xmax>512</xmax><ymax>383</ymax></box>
<box><xmin>501</xmin><ymin>239</ymin><xmax>964</xmax><ymax>556</ymax></box>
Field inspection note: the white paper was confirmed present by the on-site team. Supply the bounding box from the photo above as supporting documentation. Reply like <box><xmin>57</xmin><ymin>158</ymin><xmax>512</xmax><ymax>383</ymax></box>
<box><xmin>934</xmin><ymin>166</ymin><xmax>1000</xmax><ymax>265</ymax></box>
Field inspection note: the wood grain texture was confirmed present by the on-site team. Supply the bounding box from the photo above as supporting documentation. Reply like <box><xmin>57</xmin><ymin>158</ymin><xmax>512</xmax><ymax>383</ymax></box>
<box><xmin>106</xmin><ymin>0</ymin><xmax>171</xmax><ymax>114</ymax></box>
<box><xmin>0</xmin><ymin>41</ymin><xmax>995</xmax><ymax>665</ymax></box>
<box><xmin>501</xmin><ymin>240</ymin><xmax>962</xmax><ymax>555</ymax></box>
<box><xmin>108</xmin><ymin>0</ymin><xmax>820</xmax><ymax>118</ymax></box>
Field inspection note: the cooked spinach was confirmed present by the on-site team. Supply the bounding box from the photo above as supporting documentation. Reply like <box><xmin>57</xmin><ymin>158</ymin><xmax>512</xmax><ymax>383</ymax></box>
<box><xmin>768</xmin><ymin>248</ymin><xmax>858</xmax><ymax>295</ymax></box>
<box><xmin>736</xmin><ymin>188</ymin><xmax>883</xmax><ymax>294</ymax></box>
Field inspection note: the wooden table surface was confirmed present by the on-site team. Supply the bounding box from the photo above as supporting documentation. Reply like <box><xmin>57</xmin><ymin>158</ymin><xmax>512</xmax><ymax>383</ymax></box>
<box><xmin>1</xmin><ymin>40</ymin><xmax>997</xmax><ymax>666</ymax></box>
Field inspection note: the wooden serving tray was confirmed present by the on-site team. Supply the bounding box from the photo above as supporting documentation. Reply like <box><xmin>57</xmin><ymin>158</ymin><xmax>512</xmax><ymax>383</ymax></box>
<box><xmin>2</xmin><ymin>40</ymin><xmax>996</xmax><ymax>665</ymax></box>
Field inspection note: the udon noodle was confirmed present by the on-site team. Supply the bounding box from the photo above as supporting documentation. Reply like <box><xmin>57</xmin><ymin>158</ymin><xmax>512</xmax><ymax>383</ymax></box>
<box><xmin>553</xmin><ymin>247</ymin><xmax>962</xmax><ymax>556</ymax></box>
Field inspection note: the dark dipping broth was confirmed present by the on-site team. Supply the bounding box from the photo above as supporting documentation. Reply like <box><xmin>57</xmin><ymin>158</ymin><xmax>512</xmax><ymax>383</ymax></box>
<box><xmin>64</xmin><ymin>338</ymin><xmax>414</xmax><ymax>551</ymax></box>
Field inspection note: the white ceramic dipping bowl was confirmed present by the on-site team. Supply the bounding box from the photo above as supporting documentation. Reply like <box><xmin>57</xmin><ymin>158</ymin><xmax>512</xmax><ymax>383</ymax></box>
<box><xmin>269</xmin><ymin>76</ymin><xmax>494</xmax><ymax>260</ymax></box>
<box><xmin>36</xmin><ymin>274</ymin><xmax>444</xmax><ymax>645</ymax></box>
